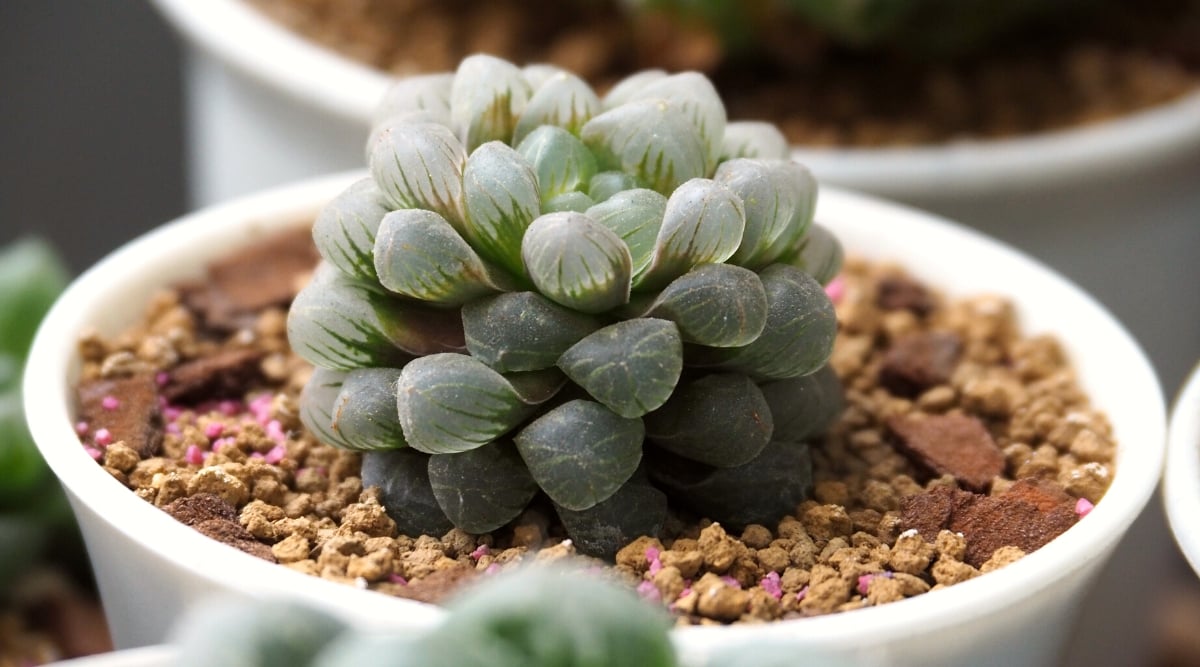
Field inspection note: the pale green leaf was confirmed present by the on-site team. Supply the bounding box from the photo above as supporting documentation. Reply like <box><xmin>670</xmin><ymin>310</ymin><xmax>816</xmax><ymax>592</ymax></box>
<box><xmin>586</xmin><ymin>171</ymin><xmax>637</xmax><ymax>203</ymax></box>
<box><xmin>373</xmin><ymin>208</ymin><xmax>505</xmax><ymax>305</ymax></box>
<box><xmin>756</xmin><ymin>164</ymin><xmax>819</xmax><ymax>266</ymax></box>
<box><xmin>329</xmin><ymin>367</ymin><xmax>406</xmax><ymax>451</ymax></box>
<box><xmin>428</xmin><ymin>442</ymin><xmax>537</xmax><ymax>533</ymax></box>
<box><xmin>784</xmin><ymin>222</ymin><xmax>843</xmax><ymax>285</ymax></box>
<box><xmin>450</xmin><ymin>54</ymin><xmax>532</xmax><ymax>151</ymax></box>
<box><xmin>522</xmin><ymin>63</ymin><xmax>569</xmax><ymax>92</ymax></box>
<box><xmin>462</xmin><ymin>141</ymin><xmax>541</xmax><ymax>277</ymax></box>
<box><xmin>601</xmin><ymin>69</ymin><xmax>668</xmax><ymax>109</ymax></box>
<box><xmin>514</xmin><ymin>400</ymin><xmax>644</xmax><ymax>510</ymax></box>
<box><xmin>635</xmin><ymin>177</ymin><xmax>745</xmax><ymax>290</ymax></box>
<box><xmin>368</xmin><ymin>119</ymin><xmax>466</xmax><ymax>226</ymax></box>
<box><xmin>580</xmin><ymin>99</ymin><xmax>707</xmax><ymax>196</ymax></box>
<box><xmin>513</xmin><ymin>71</ymin><xmax>601</xmax><ymax>144</ymax></box>
<box><xmin>715</xmin><ymin>159</ymin><xmax>815</xmax><ymax>268</ymax></box>
<box><xmin>585</xmin><ymin>188</ymin><xmax>666</xmax><ymax>279</ymax></box>
<box><xmin>396</xmin><ymin>353</ymin><xmax>535</xmax><ymax>454</ymax></box>
<box><xmin>644</xmin><ymin>373</ymin><xmax>773</xmax><ymax>467</ymax></box>
<box><xmin>312</xmin><ymin>178</ymin><xmax>390</xmax><ymax>282</ymax></box>
<box><xmin>623</xmin><ymin>72</ymin><xmax>726</xmax><ymax>173</ymax></box>
<box><xmin>374</xmin><ymin>73</ymin><xmax>453</xmax><ymax>128</ymax></box>
<box><xmin>515</xmin><ymin>125</ymin><xmax>597</xmax><ymax>202</ymax></box>
<box><xmin>298</xmin><ymin>368</ymin><xmax>352</xmax><ymax>449</ymax></box>
<box><xmin>646</xmin><ymin>264</ymin><xmax>767</xmax><ymax>347</ymax></box>
<box><xmin>463</xmin><ymin>291</ymin><xmax>601</xmax><ymax>372</ymax></box>
<box><xmin>720</xmin><ymin>121</ymin><xmax>790</xmax><ymax>161</ymax></box>
<box><xmin>521</xmin><ymin>212</ymin><xmax>632</xmax><ymax>314</ymax></box>
<box><xmin>542</xmin><ymin>191</ymin><xmax>594</xmax><ymax>214</ymax></box>
<box><xmin>557</xmin><ymin>318</ymin><xmax>683</xmax><ymax>418</ymax></box>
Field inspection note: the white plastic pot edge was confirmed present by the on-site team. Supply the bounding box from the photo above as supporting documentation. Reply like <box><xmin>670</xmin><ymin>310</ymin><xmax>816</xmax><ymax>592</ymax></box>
<box><xmin>24</xmin><ymin>171</ymin><xmax>1165</xmax><ymax>655</ymax></box>
<box><xmin>46</xmin><ymin>645</ymin><xmax>176</xmax><ymax>667</ymax></box>
<box><xmin>1164</xmin><ymin>363</ymin><xmax>1200</xmax><ymax>575</ymax></box>
<box><xmin>150</xmin><ymin>0</ymin><xmax>1200</xmax><ymax>198</ymax></box>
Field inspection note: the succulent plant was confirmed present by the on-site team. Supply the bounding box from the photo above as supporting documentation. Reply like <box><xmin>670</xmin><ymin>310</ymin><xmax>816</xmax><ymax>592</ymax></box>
<box><xmin>289</xmin><ymin>54</ymin><xmax>844</xmax><ymax>558</ymax></box>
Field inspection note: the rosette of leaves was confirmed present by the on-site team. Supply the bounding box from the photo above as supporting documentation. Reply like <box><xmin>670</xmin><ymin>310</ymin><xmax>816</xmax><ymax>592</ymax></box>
<box><xmin>289</xmin><ymin>54</ymin><xmax>845</xmax><ymax>558</ymax></box>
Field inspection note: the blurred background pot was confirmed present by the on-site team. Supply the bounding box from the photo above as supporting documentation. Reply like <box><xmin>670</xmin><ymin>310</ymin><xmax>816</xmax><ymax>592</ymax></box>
<box><xmin>1165</xmin><ymin>364</ymin><xmax>1200</xmax><ymax>575</ymax></box>
<box><xmin>24</xmin><ymin>172</ymin><xmax>1164</xmax><ymax>666</ymax></box>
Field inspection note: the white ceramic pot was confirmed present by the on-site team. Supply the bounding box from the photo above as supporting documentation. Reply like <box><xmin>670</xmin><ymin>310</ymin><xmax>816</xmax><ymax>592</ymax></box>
<box><xmin>45</xmin><ymin>646</ymin><xmax>176</xmax><ymax>667</ymax></box>
<box><xmin>24</xmin><ymin>172</ymin><xmax>1165</xmax><ymax>666</ymax></box>
<box><xmin>1165</xmin><ymin>364</ymin><xmax>1200</xmax><ymax>575</ymax></box>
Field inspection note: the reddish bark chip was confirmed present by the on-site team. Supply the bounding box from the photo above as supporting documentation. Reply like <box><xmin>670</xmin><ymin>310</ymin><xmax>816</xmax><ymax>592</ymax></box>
<box><xmin>162</xmin><ymin>493</ymin><xmax>238</xmax><ymax>527</ymax></box>
<box><xmin>162</xmin><ymin>348</ymin><xmax>265</xmax><ymax>403</ymax></box>
<box><xmin>393</xmin><ymin>565</ymin><xmax>478</xmax><ymax>604</ymax></box>
<box><xmin>887</xmin><ymin>414</ymin><xmax>1005</xmax><ymax>492</ymax></box>
<box><xmin>76</xmin><ymin>373</ymin><xmax>163</xmax><ymax>457</ymax></box>
<box><xmin>879</xmin><ymin>331</ymin><xmax>962</xmax><ymax>397</ymax></box>
<box><xmin>896</xmin><ymin>485</ymin><xmax>974</xmax><ymax>539</ymax></box>
<box><xmin>1004</xmin><ymin>478</ymin><xmax>1074</xmax><ymax>513</ymax></box>
<box><xmin>193</xmin><ymin>518</ymin><xmax>277</xmax><ymax>563</ymax></box>
<box><xmin>876</xmin><ymin>274</ymin><xmax>935</xmax><ymax>315</ymax></box>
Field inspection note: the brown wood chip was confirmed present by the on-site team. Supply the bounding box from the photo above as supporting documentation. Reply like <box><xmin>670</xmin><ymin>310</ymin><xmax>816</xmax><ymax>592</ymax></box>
<box><xmin>887</xmin><ymin>413</ymin><xmax>1005</xmax><ymax>492</ymax></box>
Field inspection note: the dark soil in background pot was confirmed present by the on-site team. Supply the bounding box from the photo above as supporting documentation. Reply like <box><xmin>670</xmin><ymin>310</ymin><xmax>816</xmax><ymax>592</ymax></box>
<box><xmin>73</xmin><ymin>226</ymin><xmax>1113</xmax><ymax>624</ymax></box>
<box><xmin>245</xmin><ymin>0</ymin><xmax>1200</xmax><ymax>146</ymax></box>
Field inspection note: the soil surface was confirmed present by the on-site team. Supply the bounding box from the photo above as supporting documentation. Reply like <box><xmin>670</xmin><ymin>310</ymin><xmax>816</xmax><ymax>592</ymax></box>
<box><xmin>71</xmin><ymin>226</ymin><xmax>1114</xmax><ymax>625</ymax></box>
<box><xmin>245</xmin><ymin>0</ymin><xmax>1200</xmax><ymax>146</ymax></box>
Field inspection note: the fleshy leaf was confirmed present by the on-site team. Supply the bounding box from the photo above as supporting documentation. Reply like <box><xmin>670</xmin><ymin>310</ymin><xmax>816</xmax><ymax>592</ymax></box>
<box><xmin>542</xmin><ymin>191</ymin><xmax>595</xmax><ymax>214</ymax></box>
<box><xmin>720</xmin><ymin>121</ymin><xmax>790</xmax><ymax>161</ymax></box>
<box><xmin>374</xmin><ymin>209</ymin><xmax>506</xmax><ymax>305</ymax></box>
<box><xmin>581</xmin><ymin>99</ymin><xmax>707</xmax><ymax>196</ymax></box>
<box><xmin>368</xmin><ymin>119</ymin><xmax>466</xmax><ymax>226</ymax></box>
<box><xmin>645</xmin><ymin>264</ymin><xmax>767</xmax><ymax>347</ymax></box>
<box><xmin>521</xmin><ymin>212</ymin><xmax>632</xmax><ymax>314</ymax></box>
<box><xmin>646</xmin><ymin>440</ymin><xmax>813</xmax><ymax>531</ymax></box>
<box><xmin>462</xmin><ymin>141</ymin><xmax>541</xmax><ymax>277</ymax></box>
<box><xmin>374</xmin><ymin>73</ymin><xmax>453</xmax><ymax>127</ymax></box>
<box><xmin>601</xmin><ymin>69</ymin><xmax>668</xmax><ymax>109</ymax></box>
<box><xmin>522</xmin><ymin>63</ymin><xmax>568</xmax><ymax>92</ymax></box>
<box><xmin>557</xmin><ymin>318</ymin><xmax>682</xmax><ymax>418</ymax></box>
<box><xmin>514</xmin><ymin>399</ymin><xmax>644</xmax><ymax>511</ymax></box>
<box><xmin>635</xmin><ymin>178</ymin><xmax>745</xmax><ymax>290</ymax></box>
<box><xmin>587</xmin><ymin>171</ymin><xmax>637</xmax><ymax>203</ymax></box>
<box><xmin>585</xmin><ymin>188</ymin><xmax>666</xmax><ymax>279</ymax></box>
<box><xmin>784</xmin><ymin>222</ymin><xmax>843</xmax><ymax>285</ymax></box>
<box><xmin>695</xmin><ymin>264</ymin><xmax>837</xmax><ymax>380</ymax></box>
<box><xmin>554</xmin><ymin>472</ymin><xmax>667</xmax><ymax>560</ymax></box>
<box><xmin>450</xmin><ymin>54</ymin><xmax>532</xmax><ymax>151</ymax></box>
<box><xmin>716</xmin><ymin>159</ymin><xmax>816</xmax><ymax>268</ymax></box>
<box><xmin>504</xmin><ymin>368</ymin><xmax>568</xmax><ymax>405</ymax></box>
<box><xmin>428</xmin><ymin>442</ymin><xmax>538</xmax><ymax>533</ymax></box>
<box><xmin>396</xmin><ymin>353</ymin><xmax>535</xmax><ymax>454</ymax></box>
<box><xmin>298</xmin><ymin>368</ymin><xmax>352</xmax><ymax>449</ymax></box>
<box><xmin>361</xmin><ymin>449</ymin><xmax>454</xmax><ymax>536</ymax></box>
<box><xmin>288</xmin><ymin>263</ymin><xmax>463</xmax><ymax>370</ymax></box>
<box><xmin>312</xmin><ymin>178</ymin><xmax>390</xmax><ymax>282</ymax></box>
<box><xmin>330</xmin><ymin>367</ymin><xmax>406</xmax><ymax>451</ymax></box>
<box><xmin>756</xmin><ymin>165</ymin><xmax>819</xmax><ymax>266</ymax></box>
<box><xmin>513</xmin><ymin>71</ymin><xmax>601</xmax><ymax>144</ymax></box>
<box><xmin>624</xmin><ymin>72</ymin><xmax>726</xmax><ymax>173</ymax></box>
<box><xmin>463</xmin><ymin>291</ymin><xmax>601</xmax><ymax>372</ymax></box>
<box><xmin>516</xmin><ymin>125</ymin><xmax>597</xmax><ymax>203</ymax></box>
<box><xmin>644</xmin><ymin>373</ymin><xmax>773</xmax><ymax>467</ymax></box>
<box><xmin>759</xmin><ymin>363</ymin><xmax>844</xmax><ymax>443</ymax></box>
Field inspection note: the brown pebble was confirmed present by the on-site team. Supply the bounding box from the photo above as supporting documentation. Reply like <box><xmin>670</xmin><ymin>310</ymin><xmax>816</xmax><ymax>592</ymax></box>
<box><xmin>393</xmin><ymin>565</ymin><xmax>478</xmax><ymax>604</ymax></box>
<box><xmin>193</xmin><ymin>518</ymin><xmax>276</xmax><ymax>562</ymax></box>
<box><xmin>163</xmin><ymin>348</ymin><xmax>266</xmax><ymax>403</ymax></box>
<box><xmin>876</xmin><ymin>274</ymin><xmax>934</xmax><ymax>315</ymax></box>
<box><xmin>77</xmin><ymin>373</ymin><xmax>163</xmax><ymax>457</ymax></box>
<box><xmin>162</xmin><ymin>493</ymin><xmax>237</xmax><ymax>526</ymax></box>
<box><xmin>879</xmin><ymin>331</ymin><xmax>962</xmax><ymax>398</ymax></box>
<box><xmin>888</xmin><ymin>413</ymin><xmax>1005</xmax><ymax>492</ymax></box>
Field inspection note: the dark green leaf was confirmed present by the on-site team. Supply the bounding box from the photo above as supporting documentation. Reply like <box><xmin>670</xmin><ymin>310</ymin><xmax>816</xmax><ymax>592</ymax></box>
<box><xmin>554</xmin><ymin>472</ymin><xmax>667</xmax><ymax>560</ymax></box>
<box><xmin>514</xmin><ymin>400</ymin><xmax>644</xmax><ymax>511</ymax></box>
<box><xmin>330</xmin><ymin>368</ymin><xmax>407</xmax><ymax>451</ymax></box>
<box><xmin>361</xmin><ymin>449</ymin><xmax>454</xmax><ymax>536</ymax></box>
<box><xmin>646</xmin><ymin>264</ymin><xmax>767</xmax><ymax>347</ymax></box>
<box><xmin>557</xmin><ymin>318</ymin><xmax>682</xmax><ymax>418</ymax></box>
<box><xmin>312</xmin><ymin>177</ymin><xmax>390</xmax><ymax>281</ymax></box>
<box><xmin>644</xmin><ymin>373</ymin><xmax>773</xmax><ymax>467</ymax></box>
<box><xmin>0</xmin><ymin>237</ymin><xmax>69</xmax><ymax>359</ymax></box>
<box><xmin>463</xmin><ymin>292</ymin><xmax>601</xmax><ymax>372</ymax></box>
<box><xmin>428</xmin><ymin>441</ymin><xmax>538</xmax><ymax>534</ymax></box>
<box><xmin>760</xmin><ymin>363</ymin><xmax>845</xmax><ymax>443</ymax></box>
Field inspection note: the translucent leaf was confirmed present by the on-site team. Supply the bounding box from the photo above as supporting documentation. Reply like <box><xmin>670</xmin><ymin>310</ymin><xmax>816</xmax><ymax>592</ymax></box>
<box><xmin>587</xmin><ymin>171</ymin><xmax>637</xmax><ymax>203</ymax></box>
<box><xmin>693</xmin><ymin>264</ymin><xmax>836</xmax><ymax>380</ymax></box>
<box><xmin>541</xmin><ymin>191</ymin><xmax>594</xmax><ymax>214</ymax></box>
<box><xmin>521</xmin><ymin>212</ymin><xmax>632</xmax><ymax>314</ymax></box>
<box><xmin>512</xmin><ymin>71</ymin><xmax>601</xmax><ymax>144</ymax></box>
<box><xmin>756</xmin><ymin>164</ymin><xmax>819</xmax><ymax>266</ymax></box>
<box><xmin>463</xmin><ymin>291</ymin><xmax>601</xmax><ymax>372</ymax></box>
<box><xmin>601</xmin><ymin>69</ymin><xmax>668</xmax><ymax>109</ymax></box>
<box><xmin>720</xmin><ymin>121</ymin><xmax>790</xmax><ymax>161</ymax></box>
<box><xmin>558</xmin><ymin>318</ymin><xmax>682</xmax><ymax>418</ymax></box>
<box><xmin>623</xmin><ymin>72</ymin><xmax>726</xmax><ymax>174</ymax></box>
<box><xmin>504</xmin><ymin>368</ymin><xmax>568</xmax><ymax>405</ymax></box>
<box><xmin>585</xmin><ymin>188</ymin><xmax>666</xmax><ymax>279</ymax></box>
<box><xmin>428</xmin><ymin>441</ymin><xmax>538</xmax><ymax>534</ymax></box>
<box><xmin>645</xmin><ymin>264</ymin><xmax>767</xmax><ymax>347</ymax></box>
<box><xmin>635</xmin><ymin>178</ymin><xmax>745</xmax><ymax>291</ymax></box>
<box><xmin>581</xmin><ymin>99</ymin><xmax>707</xmax><ymax>196</ymax></box>
<box><xmin>330</xmin><ymin>367</ymin><xmax>406</xmax><ymax>451</ymax></box>
<box><xmin>644</xmin><ymin>373</ymin><xmax>773</xmax><ymax>467</ymax></box>
<box><xmin>759</xmin><ymin>363</ymin><xmax>844</xmax><ymax>443</ymax></box>
<box><xmin>522</xmin><ymin>63</ymin><xmax>568</xmax><ymax>92</ymax></box>
<box><xmin>462</xmin><ymin>141</ymin><xmax>541</xmax><ymax>277</ymax></box>
<box><xmin>298</xmin><ymin>367</ymin><xmax>352</xmax><ymax>449</ymax></box>
<box><xmin>715</xmin><ymin>159</ymin><xmax>816</xmax><ymax>268</ymax></box>
<box><xmin>312</xmin><ymin>177</ymin><xmax>390</xmax><ymax>282</ymax></box>
<box><xmin>646</xmin><ymin>440</ymin><xmax>813</xmax><ymax>531</ymax></box>
<box><xmin>514</xmin><ymin>399</ymin><xmax>644</xmax><ymax>511</ymax></box>
<box><xmin>396</xmin><ymin>353</ymin><xmax>536</xmax><ymax>454</ymax></box>
<box><xmin>361</xmin><ymin>449</ymin><xmax>454</xmax><ymax>536</ymax></box>
<box><xmin>554</xmin><ymin>472</ymin><xmax>667</xmax><ymax>559</ymax></box>
<box><xmin>515</xmin><ymin>125</ymin><xmax>597</xmax><ymax>203</ymax></box>
<box><xmin>374</xmin><ymin>73</ymin><xmax>453</xmax><ymax>128</ymax></box>
<box><xmin>287</xmin><ymin>264</ymin><xmax>463</xmax><ymax>370</ymax></box>
<box><xmin>374</xmin><ymin>209</ymin><xmax>506</xmax><ymax>305</ymax></box>
<box><xmin>784</xmin><ymin>222</ymin><xmax>844</xmax><ymax>285</ymax></box>
<box><xmin>368</xmin><ymin>119</ymin><xmax>465</xmax><ymax>226</ymax></box>
<box><xmin>450</xmin><ymin>54</ymin><xmax>532</xmax><ymax>151</ymax></box>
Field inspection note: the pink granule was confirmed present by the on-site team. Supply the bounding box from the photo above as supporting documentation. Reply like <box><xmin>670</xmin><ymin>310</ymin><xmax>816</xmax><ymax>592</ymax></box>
<box><xmin>720</xmin><ymin>576</ymin><xmax>741</xmax><ymax>589</ymax></box>
<box><xmin>101</xmin><ymin>395</ymin><xmax>120</xmax><ymax>410</ymax></box>
<box><xmin>857</xmin><ymin>571</ymin><xmax>893</xmax><ymax>596</ymax></box>
<box><xmin>796</xmin><ymin>585</ymin><xmax>809</xmax><ymax>602</ymax></box>
<box><xmin>266</xmin><ymin>419</ymin><xmax>287</xmax><ymax>444</ymax></box>
<box><xmin>185</xmin><ymin>444</ymin><xmax>205</xmax><ymax>466</ymax></box>
<box><xmin>646</xmin><ymin>547</ymin><xmax>662</xmax><ymax>576</ymax></box>
<box><xmin>824</xmin><ymin>275</ymin><xmax>846</xmax><ymax>303</ymax></box>
<box><xmin>760</xmin><ymin>571</ymin><xmax>783</xmax><ymax>599</ymax></box>
<box><xmin>204</xmin><ymin>422</ymin><xmax>224</xmax><ymax>440</ymax></box>
<box><xmin>93</xmin><ymin>428</ymin><xmax>113</xmax><ymax>447</ymax></box>
<box><xmin>249</xmin><ymin>394</ymin><xmax>273</xmax><ymax>424</ymax></box>
<box><xmin>155</xmin><ymin>371</ymin><xmax>170</xmax><ymax>387</ymax></box>
<box><xmin>212</xmin><ymin>436</ymin><xmax>236</xmax><ymax>452</ymax></box>
<box><xmin>263</xmin><ymin>445</ymin><xmax>286</xmax><ymax>465</ymax></box>
<box><xmin>74</xmin><ymin>421</ymin><xmax>89</xmax><ymax>436</ymax></box>
<box><xmin>388</xmin><ymin>573</ymin><xmax>408</xmax><ymax>585</ymax></box>
<box><xmin>636</xmin><ymin>580</ymin><xmax>661</xmax><ymax>603</ymax></box>
<box><xmin>1075</xmin><ymin>497</ymin><xmax>1095</xmax><ymax>517</ymax></box>
<box><xmin>84</xmin><ymin>446</ymin><xmax>103</xmax><ymax>461</ymax></box>
<box><xmin>470</xmin><ymin>544</ymin><xmax>491</xmax><ymax>560</ymax></box>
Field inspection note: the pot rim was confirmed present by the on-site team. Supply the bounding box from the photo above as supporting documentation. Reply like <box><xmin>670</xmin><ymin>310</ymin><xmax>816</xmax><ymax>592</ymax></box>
<box><xmin>1164</xmin><ymin>363</ymin><xmax>1200</xmax><ymax>576</ymax></box>
<box><xmin>24</xmin><ymin>171</ymin><xmax>1166</xmax><ymax>653</ymax></box>
<box><xmin>149</xmin><ymin>0</ymin><xmax>1200</xmax><ymax>197</ymax></box>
